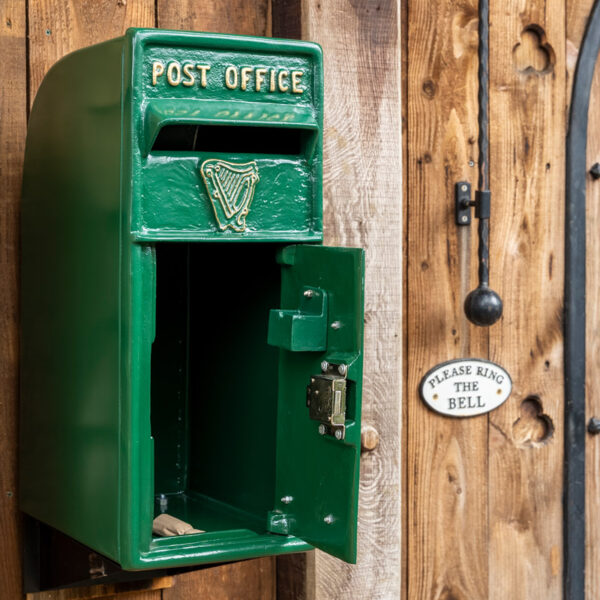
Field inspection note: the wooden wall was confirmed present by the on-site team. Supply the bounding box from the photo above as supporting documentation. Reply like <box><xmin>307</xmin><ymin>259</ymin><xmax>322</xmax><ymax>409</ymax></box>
<box><xmin>0</xmin><ymin>1</ymin><xmax>401</xmax><ymax>599</ymax></box>
<box><xmin>404</xmin><ymin>0</ymin><xmax>599</xmax><ymax>599</ymax></box>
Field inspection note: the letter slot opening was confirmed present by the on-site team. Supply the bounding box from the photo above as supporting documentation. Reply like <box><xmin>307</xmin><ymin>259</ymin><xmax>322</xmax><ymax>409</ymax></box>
<box><xmin>151</xmin><ymin>124</ymin><xmax>313</xmax><ymax>156</ymax></box>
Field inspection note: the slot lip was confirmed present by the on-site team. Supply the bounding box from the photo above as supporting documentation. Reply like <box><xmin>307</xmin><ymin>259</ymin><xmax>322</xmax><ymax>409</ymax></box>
<box><xmin>143</xmin><ymin>99</ymin><xmax>319</xmax><ymax>157</ymax></box>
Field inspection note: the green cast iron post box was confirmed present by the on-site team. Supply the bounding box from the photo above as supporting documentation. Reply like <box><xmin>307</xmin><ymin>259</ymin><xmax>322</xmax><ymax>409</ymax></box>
<box><xmin>20</xmin><ymin>28</ymin><xmax>364</xmax><ymax>571</ymax></box>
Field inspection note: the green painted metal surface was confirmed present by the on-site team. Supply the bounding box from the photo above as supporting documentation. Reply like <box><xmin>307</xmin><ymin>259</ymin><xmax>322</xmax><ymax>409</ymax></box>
<box><xmin>269</xmin><ymin>245</ymin><xmax>365</xmax><ymax>562</ymax></box>
<box><xmin>20</xmin><ymin>28</ymin><xmax>363</xmax><ymax>571</ymax></box>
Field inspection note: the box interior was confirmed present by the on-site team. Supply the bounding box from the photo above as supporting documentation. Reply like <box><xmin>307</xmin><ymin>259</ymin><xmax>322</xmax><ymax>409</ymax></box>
<box><xmin>150</xmin><ymin>242</ymin><xmax>282</xmax><ymax>536</ymax></box>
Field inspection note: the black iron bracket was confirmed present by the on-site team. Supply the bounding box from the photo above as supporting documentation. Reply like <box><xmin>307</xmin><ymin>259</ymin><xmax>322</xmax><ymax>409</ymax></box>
<box><xmin>455</xmin><ymin>182</ymin><xmax>473</xmax><ymax>226</ymax></box>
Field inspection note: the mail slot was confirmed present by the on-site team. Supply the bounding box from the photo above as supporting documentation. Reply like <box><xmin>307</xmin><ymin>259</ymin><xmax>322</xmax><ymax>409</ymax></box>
<box><xmin>20</xmin><ymin>29</ymin><xmax>364</xmax><ymax>571</ymax></box>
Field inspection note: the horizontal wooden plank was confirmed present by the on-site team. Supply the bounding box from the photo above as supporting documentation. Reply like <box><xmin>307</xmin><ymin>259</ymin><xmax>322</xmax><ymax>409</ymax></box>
<box><xmin>26</xmin><ymin>577</ymin><xmax>173</xmax><ymax>600</ymax></box>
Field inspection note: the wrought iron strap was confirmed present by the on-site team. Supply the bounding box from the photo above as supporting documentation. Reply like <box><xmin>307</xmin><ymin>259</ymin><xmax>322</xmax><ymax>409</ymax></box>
<box><xmin>564</xmin><ymin>1</ymin><xmax>600</xmax><ymax>598</ymax></box>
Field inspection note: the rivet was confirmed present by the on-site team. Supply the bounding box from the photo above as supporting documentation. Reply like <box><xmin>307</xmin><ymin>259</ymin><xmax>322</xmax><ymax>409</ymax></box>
<box><xmin>281</xmin><ymin>495</ymin><xmax>293</xmax><ymax>504</ymax></box>
<box><xmin>461</xmin><ymin>215</ymin><xmax>468</xmax><ymax>223</ymax></box>
<box><xmin>304</xmin><ymin>289</ymin><xmax>314</xmax><ymax>298</ymax></box>
<box><xmin>588</xmin><ymin>417</ymin><xmax>600</xmax><ymax>434</ymax></box>
<box><xmin>461</xmin><ymin>184</ymin><xmax>468</xmax><ymax>192</ymax></box>
<box><xmin>318</xmin><ymin>424</ymin><xmax>326</xmax><ymax>435</ymax></box>
<box><xmin>331</xmin><ymin>321</ymin><xmax>341</xmax><ymax>330</ymax></box>
<box><xmin>334</xmin><ymin>429</ymin><xmax>343</xmax><ymax>440</ymax></box>
<box><xmin>324</xmin><ymin>514</ymin><xmax>334</xmax><ymax>524</ymax></box>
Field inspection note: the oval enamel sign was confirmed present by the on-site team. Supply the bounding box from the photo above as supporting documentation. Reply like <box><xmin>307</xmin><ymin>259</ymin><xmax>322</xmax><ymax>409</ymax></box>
<box><xmin>419</xmin><ymin>358</ymin><xmax>512</xmax><ymax>418</ymax></box>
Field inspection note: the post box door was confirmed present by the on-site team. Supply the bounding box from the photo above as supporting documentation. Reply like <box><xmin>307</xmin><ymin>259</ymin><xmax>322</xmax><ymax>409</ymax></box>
<box><xmin>268</xmin><ymin>244</ymin><xmax>364</xmax><ymax>563</ymax></box>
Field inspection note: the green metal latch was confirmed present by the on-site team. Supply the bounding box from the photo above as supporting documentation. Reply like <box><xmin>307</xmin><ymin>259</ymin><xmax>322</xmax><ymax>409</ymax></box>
<box><xmin>267</xmin><ymin>286</ymin><xmax>327</xmax><ymax>351</ymax></box>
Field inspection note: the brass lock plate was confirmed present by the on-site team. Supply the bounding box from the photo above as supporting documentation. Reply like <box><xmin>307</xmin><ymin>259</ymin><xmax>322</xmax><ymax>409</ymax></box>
<box><xmin>306</xmin><ymin>362</ymin><xmax>347</xmax><ymax>440</ymax></box>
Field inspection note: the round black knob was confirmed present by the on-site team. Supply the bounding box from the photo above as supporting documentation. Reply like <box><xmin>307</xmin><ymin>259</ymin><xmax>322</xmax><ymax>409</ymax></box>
<box><xmin>464</xmin><ymin>285</ymin><xmax>503</xmax><ymax>326</ymax></box>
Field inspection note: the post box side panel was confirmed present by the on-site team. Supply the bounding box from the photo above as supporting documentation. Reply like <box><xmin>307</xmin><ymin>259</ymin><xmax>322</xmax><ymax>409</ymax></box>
<box><xmin>272</xmin><ymin>245</ymin><xmax>365</xmax><ymax>562</ymax></box>
<box><xmin>20</xmin><ymin>38</ymin><xmax>126</xmax><ymax>561</ymax></box>
<box><xmin>128</xmin><ymin>30</ymin><xmax>323</xmax><ymax>241</ymax></box>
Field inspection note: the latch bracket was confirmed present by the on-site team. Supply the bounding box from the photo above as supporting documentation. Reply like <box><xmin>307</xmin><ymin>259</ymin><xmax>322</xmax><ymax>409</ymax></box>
<box><xmin>306</xmin><ymin>361</ymin><xmax>347</xmax><ymax>440</ymax></box>
<box><xmin>455</xmin><ymin>181</ymin><xmax>473</xmax><ymax>226</ymax></box>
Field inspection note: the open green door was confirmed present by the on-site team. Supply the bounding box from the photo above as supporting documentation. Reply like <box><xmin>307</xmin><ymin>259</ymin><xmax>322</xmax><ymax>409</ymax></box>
<box><xmin>267</xmin><ymin>244</ymin><xmax>365</xmax><ymax>563</ymax></box>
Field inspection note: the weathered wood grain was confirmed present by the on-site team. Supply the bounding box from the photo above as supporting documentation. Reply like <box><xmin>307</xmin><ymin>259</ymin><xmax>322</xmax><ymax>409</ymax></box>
<box><xmin>162</xmin><ymin>558</ymin><xmax>275</xmax><ymax>600</ymax></box>
<box><xmin>406</xmin><ymin>0</ymin><xmax>489</xmax><ymax>597</ymax></box>
<box><xmin>488</xmin><ymin>1</ymin><xmax>565</xmax><ymax>598</ymax></box>
<box><xmin>26</xmin><ymin>577</ymin><xmax>173</xmax><ymax>600</ymax></box>
<box><xmin>567</xmin><ymin>1</ymin><xmax>600</xmax><ymax>598</ymax></box>
<box><xmin>28</xmin><ymin>0</ymin><xmax>155</xmax><ymax>105</ymax></box>
<box><xmin>156</xmin><ymin>0</ymin><xmax>270</xmax><ymax>36</ymax></box>
<box><xmin>584</xmin><ymin>54</ymin><xmax>600</xmax><ymax>600</ymax></box>
<box><xmin>0</xmin><ymin>1</ymin><xmax>27</xmax><ymax>599</ymax></box>
<box><xmin>297</xmin><ymin>0</ymin><xmax>403</xmax><ymax>598</ymax></box>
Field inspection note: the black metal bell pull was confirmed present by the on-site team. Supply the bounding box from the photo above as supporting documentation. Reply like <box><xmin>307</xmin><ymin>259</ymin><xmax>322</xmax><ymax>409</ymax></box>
<box><xmin>456</xmin><ymin>0</ymin><xmax>503</xmax><ymax>327</ymax></box>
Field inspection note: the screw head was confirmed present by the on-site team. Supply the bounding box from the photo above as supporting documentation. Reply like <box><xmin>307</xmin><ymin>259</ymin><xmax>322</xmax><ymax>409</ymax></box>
<box><xmin>588</xmin><ymin>417</ymin><xmax>600</xmax><ymax>434</ymax></box>
<box><xmin>321</xmin><ymin>360</ymin><xmax>329</xmax><ymax>372</ymax></box>
<box><xmin>461</xmin><ymin>215</ymin><xmax>468</xmax><ymax>223</ymax></box>
<box><xmin>331</xmin><ymin>321</ymin><xmax>341</xmax><ymax>330</ymax></box>
<box><xmin>324</xmin><ymin>514</ymin><xmax>334</xmax><ymax>524</ymax></box>
<box><xmin>304</xmin><ymin>289</ymin><xmax>314</xmax><ymax>298</ymax></box>
<box><xmin>591</xmin><ymin>163</ymin><xmax>600</xmax><ymax>180</ymax></box>
<box><xmin>281</xmin><ymin>495</ymin><xmax>293</xmax><ymax>504</ymax></box>
<box><xmin>318</xmin><ymin>424</ymin><xmax>326</xmax><ymax>435</ymax></box>
<box><xmin>461</xmin><ymin>184</ymin><xmax>468</xmax><ymax>192</ymax></box>
<box><xmin>334</xmin><ymin>429</ymin><xmax>344</xmax><ymax>440</ymax></box>
<box><xmin>338</xmin><ymin>364</ymin><xmax>347</xmax><ymax>376</ymax></box>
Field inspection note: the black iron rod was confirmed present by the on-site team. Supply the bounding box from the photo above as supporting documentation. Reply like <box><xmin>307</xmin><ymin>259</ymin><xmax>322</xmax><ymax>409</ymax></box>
<box><xmin>463</xmin><ymin>0</ymin><xmax>501</xmax><ymax>327</ymax></box>
<box><xmin>477</xmin><ymin>0</ymin><xmax>490</xmax><ymax>289</ymax></box>
<box><xmin>478</xmin><ymin>0</ymin><xmax>489</xmax><ymax>193</ymax></box>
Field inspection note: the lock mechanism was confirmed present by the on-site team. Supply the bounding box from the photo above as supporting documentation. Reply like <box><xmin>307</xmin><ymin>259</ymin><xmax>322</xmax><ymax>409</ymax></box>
<box><xmin>306</xmin><ymin>361</ymin><xmax>347</xmax><ymax>440</ymax></box>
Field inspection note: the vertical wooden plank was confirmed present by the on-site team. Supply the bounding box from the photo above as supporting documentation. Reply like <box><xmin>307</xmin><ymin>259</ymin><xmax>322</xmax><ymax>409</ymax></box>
<box><xmin>284</xmin><ymin>1</ymin><xmax>404</xmax><ymax>598</ymax></box>
<box><xmin>0</xmin><ymin>1</ymin><xmax>27</xmax><ymax>598</ymax></box>
<box><xmin>156</xmin><ymin>1</ymin><xmax>270</xmax><ymax>36</ymax></box>
<box><xmin>28</xmin><ymin>0</ymin><xmax>155</xmax><ymax>105</ymax></box>
<box><xmin>488</xmin><ymin>1</ymin><xmax>565</xmax><ymax>598</ymax></box>
<box><xmin>406</xmin><ymin>0</ymin><xmax>489</xmax><ymax>597</ymax></box>
<box><xmin>585</xmin><ymin>55</ymin><xmax>600</xmax><ymax>600</ymax></box>
<box><xmin>162</xmin><ymin>558</ymin><xmax>275</xmax><ymax>600</ymax></box>
<box><xmin>568</xmin><ymin>1</ymin><xmax>600</xmax><ymax>597</ymax></box>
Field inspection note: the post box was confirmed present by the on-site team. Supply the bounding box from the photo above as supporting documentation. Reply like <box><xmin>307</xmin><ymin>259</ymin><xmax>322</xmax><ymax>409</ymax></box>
<box><xmin>20</xmin><ymin>28</ymin><xmax>364</xmax><ymax>571</ymax></box>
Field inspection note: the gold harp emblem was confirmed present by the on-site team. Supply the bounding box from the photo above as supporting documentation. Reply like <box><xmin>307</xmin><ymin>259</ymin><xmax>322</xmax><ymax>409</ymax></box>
<box><xmin>200</xmin><ymin>159</ymin><xmax>260</xmax><ymax>232</ymax></box>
